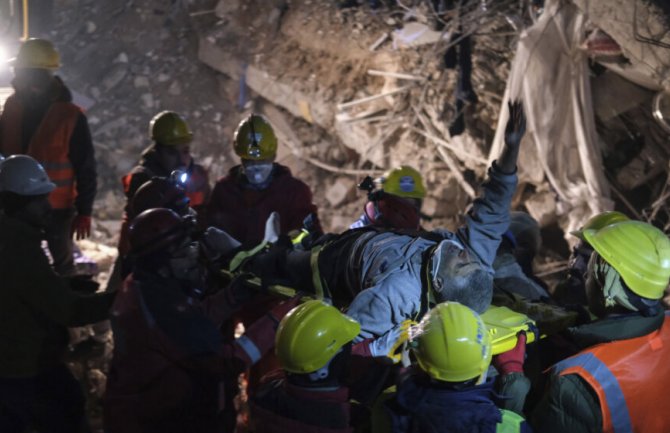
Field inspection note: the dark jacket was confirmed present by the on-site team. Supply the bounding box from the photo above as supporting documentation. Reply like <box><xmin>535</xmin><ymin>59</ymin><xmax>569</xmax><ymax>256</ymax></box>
<box><xmin>530</xmin><ymin>311</ymin><xmax>665</xmax><ymax>433</ymax></box>
<box><xmin>250</xmin><ymin>373</ymin><xmax>353</xmax><ymax>433</ymax></box>
<box><xmin>0</xmin><ymin>76</ymin><xmax>97</xmax><ymax>215</ymax></box>
<box><xmin>123</xmin><ymin>145</ymin><xmax>210</xmax><ymax>209</ymax></box>
<box><xmin>207</xmin><ymin>163</ymin><xmax>321</xmax><ymax>246</ymax></box>
<box><xmin>385</xmin><ymin>373</ymin><xmax>532</xmax><ymax>433</ymax></box>
<box><xmin>0</xmin><ymin>215</ymin><xmax>114</xmax><ymax>378</ymax></box>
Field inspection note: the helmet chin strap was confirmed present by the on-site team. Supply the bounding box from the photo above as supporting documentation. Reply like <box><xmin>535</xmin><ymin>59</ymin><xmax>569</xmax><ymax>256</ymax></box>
<box><xmin>307</xmin><ymin>348</ymin><xmax>342</xmax><ymax>382</ymax></box>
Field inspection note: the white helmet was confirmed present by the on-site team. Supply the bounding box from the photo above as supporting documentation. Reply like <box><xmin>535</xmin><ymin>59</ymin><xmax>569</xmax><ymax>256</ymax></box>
<box><xmin>0</xmin><ymin>155</ymin><xmax>56</xmax><ymax>195</ymax></box>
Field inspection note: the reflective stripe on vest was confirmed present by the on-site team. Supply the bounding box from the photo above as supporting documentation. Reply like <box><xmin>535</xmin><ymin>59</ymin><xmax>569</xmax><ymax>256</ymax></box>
<box><xmin>553</xmin><ymin>312</ymin><xmax>670</xmax><ymax>433</ymax></box>
<box><xmin>554</xmin><ymin>352</ymin><xmax>632</xmax><ymax>433</ymax></box>
<box><xmin>0</xmin><ymin>95</ymin><xmax>80</xmax><ymax>209</ymax></box>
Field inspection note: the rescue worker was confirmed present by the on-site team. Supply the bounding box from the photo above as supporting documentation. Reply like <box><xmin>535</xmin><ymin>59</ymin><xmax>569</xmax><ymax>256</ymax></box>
<box><xmin>250</xmin><ymin>300</ymin><xmax>408</xmax><ymax>433</ymax></box>
<box><xmin>227</xmin><ymin>101</ymin><xmax>526</xmax><ymax>340</ymax></box>
<box><xmin>118</xmin><ymin>110</ymin><xmax>210</xmax><ymax>257</ymax></box>
<box><xmin>206</xmin><ymin>113</ymin><xmax>322</xmax><ymax>424</ymax></box>
<box><xmin>379</xmin><ymin>302</ymin><xmax>532</xmax><ymax>433</ymax></box>
<box><xmin>104</xmin><ymin>208</ymin><xmax>299</xmax><ymax>433</ymax></box>
<box><xmin>207</xmin><ymin>113</ymin><xmax>321</xmax><ymax>245</ymax></box>
<box><xmin>0</xmin><ymin>38</ymin><xmax>97</xmax><ymax>276</ymax></box>
<box><xmin>552</xmin><ymin>211</ymin><xmax>629</xmax><ymax>306</ymax></box>
<box><xmin>350</xmin><ymin>165</ymin><xmax>426</xmax><ymax>231</ymax></box>
<box><xmin>0</xmin><ymin>155</ymin><xmax>115</xmax><ymax>433</ymax></box>
<box><xmin>531</xmin><ymin>217</ymin><xmax>670</xmax><ymax>433</ymax></box>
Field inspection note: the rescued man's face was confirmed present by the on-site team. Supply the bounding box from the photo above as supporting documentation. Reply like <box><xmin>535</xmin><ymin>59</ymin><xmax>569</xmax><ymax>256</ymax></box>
<box><xmin>435</xmin><ymin>241</ymin><xmax>478</xmax><ymax>278</ymax></box>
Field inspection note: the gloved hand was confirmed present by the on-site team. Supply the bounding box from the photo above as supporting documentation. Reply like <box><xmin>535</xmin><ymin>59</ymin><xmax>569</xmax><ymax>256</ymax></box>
<box><xmin>498</xmin><ymin>100</ymin><xmax>526</xmax><ymax>174</ymax></box>
<box><xmin>504</xmin><ymin>100</ymin><xmax>527</xmax><ymax>147</ymax></box>
<box><xmin>368</xmin><ymin>320</ymin><xmax>413</xmax><ymax>364</ymax></box>
<box><xmin>493</xmin><ymin>331</ymin><xmax>526</xmax><ymax>375</ymax></box>
<box><xmin>201</xmin><ymin>227</ymin><xmax>241</xmax><ymax>262</ymax></box>
<box><xmin>71</xmin><ymin>215</ymin><xmax>92</xmax><ymax>240</ymax></box>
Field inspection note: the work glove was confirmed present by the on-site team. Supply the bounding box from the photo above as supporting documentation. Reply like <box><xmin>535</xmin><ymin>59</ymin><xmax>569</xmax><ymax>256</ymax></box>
<box><xmin>498</xmin><ymin>100</ymin><xmax>526</xmax><ymax>174</ymax></box>
<box><xmin>368</xmin><ymin>320</ymin><xmax>413</xmax><ymax>364</ymax></box>
<box><xmin>504</xmin><ymin>100</ymin><xmax>526</xmax><ymax>148</ymax></box>
<box><xmin>71</xmin><ymin>215</ymin><xmax>92</xmax><ymax>240</ymax></box>
<box><xmin>493</xmin><ymin>331</ymin><xmax>526</xmax><ymax>375</ymax></box>
<box><xmin>201</xmin><ymin>227</ymin><xmax>241</xmax><ymax>263</ymax></box>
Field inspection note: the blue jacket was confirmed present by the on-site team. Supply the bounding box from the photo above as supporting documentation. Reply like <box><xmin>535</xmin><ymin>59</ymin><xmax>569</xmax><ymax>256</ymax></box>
<box><xmin>346</xmin><ymin>165</ymin><xmax>517</xmax><ymax>340</ymax></box>
<box><xmin>386</xmin><ymin>374</ymin><xmax>532</xmax><ymax>433</ymax></box>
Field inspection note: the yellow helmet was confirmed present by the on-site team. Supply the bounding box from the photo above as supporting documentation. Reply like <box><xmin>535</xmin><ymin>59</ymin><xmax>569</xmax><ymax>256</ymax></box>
<box><xmin>9</xmin><ymin>38</ymin><xmax>60</xmax><ymax>70</ymax></box>
<box><xmin>571</xmin><ymin>211</ymin><xmax>629</xmax><ymax>241</ymax></box>
<box><xmin>583</xmin><ymin>220</ymin><xmax>670</xmax><ymax>300</ymax></box>
<box><xmin>150</xmin><ymin>111</ymin><xmax>193</xmax><ymax>146</ymax></box>
<box><xmin>379</xmin><ymin>166</ymin><xmax>426</xmax><ymax>199</ymax></box>
<box><xmin>233</xmin><ymin>114</ymin><xmax>278</xmax><ymax>160</ymax></box>
<box><xmin>412</xmin><ymin>302</ymin><xmax>492</xmax><ymax>383</ymax></box>
<box><xmin>275</xmin><ymin>300</ymin><xmax>360</xmax><ymax>374</ymax></box>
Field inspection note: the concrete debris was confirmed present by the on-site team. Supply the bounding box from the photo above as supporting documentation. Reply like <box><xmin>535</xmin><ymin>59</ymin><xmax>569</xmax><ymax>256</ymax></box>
<box><xmin>133</xmin><ymin>76</ymin><xmax>150</xmax><ymax>88</ymax></box>
<box><xmin>325</xmin><ymin>177</ymin><xmax>357</xmax><ymax>208</ymax></box>
<box><xmin>85</xmin><ymin>21</ymin><xmax>97</xmax><ymax>34</ymax></box>
<box><xmin>101</xmin><ymin>64</ymin><xmax>128</xmax><ymax>91</ymax></box>
<box><xmin>525</xmin><ymin>191</ymin><xmax>558</xmax><ymax>228</ymax></box>
<box><xmin>391</xmin><ymin>22</ymin><xmax>448</xmax><ymax>48</ymax></box>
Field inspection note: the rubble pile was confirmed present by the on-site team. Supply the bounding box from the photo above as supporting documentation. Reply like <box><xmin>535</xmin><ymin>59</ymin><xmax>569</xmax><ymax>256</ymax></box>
<box><xmin>51</xmin><ymin>0</ymin><xmax>236</xmax><ymax>231</ymax></box>
<box><xmin>33</xmin><ymin>0</ymin><xmax>670</xmax><ymax>431</ymax></box>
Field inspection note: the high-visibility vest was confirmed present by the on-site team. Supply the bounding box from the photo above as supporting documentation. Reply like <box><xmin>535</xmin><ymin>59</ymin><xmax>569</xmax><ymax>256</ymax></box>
<box><xmin>553</xmin><ymin>312</ymin><xmax>670</xmax><ymax>433</ymax></box>
<box><xmin>0</xmin><ymin>94</ymin><xmax>80</xmax><ymax>209</ymax></box>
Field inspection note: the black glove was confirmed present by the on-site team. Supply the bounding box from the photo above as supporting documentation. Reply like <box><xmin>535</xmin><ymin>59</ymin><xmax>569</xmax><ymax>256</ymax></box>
<box><xmin>498</xmin><ymin>100</ymin><xmax>527</xmax><ymax>174</ymax></box>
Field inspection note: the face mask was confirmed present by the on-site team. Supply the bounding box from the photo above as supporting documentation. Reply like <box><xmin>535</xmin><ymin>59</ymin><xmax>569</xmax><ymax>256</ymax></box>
<box><xmin>244</xmin><ymin>163</ymin><xmax>273</xmax><ymax>185</ymax></box>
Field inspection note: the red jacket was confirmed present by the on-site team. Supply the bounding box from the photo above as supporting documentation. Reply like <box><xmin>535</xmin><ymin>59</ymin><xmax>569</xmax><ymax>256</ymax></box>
<box><xmin>104</xmin><ymin>273</ymin><xmax>296</xmax><ymax>433</ymax></box>
<box><xmin>207</xmin><ymin>164</ymin><xmax>321</xmax><ymax>245</ymax></box>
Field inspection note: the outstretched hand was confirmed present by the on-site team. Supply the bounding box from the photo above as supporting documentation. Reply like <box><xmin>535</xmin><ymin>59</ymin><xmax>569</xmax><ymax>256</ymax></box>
<box><xmin>497</xmin><ymin>100</ymin><xmax>526</xmax><ymax>174</ymax></box>
<box><xmin>504</xmin><ymin>100</ymin><xmax>526</xmax><ymax>147</ymax></box>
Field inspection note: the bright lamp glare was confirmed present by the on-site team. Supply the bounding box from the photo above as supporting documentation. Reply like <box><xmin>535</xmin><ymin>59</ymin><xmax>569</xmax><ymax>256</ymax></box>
<box><xmin>180</xmin><ymin>173</ymin><xmax>188</xmax><ymax>184</ymax></box>
<box><xmin>0</xmin><ymin>46</ymin><xmax>6</xmax><ymax>69</ymax></box>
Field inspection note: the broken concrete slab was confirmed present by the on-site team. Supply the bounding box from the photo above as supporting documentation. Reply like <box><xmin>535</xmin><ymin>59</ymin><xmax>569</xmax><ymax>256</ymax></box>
<box><xmin>571</xmin><ymin>0</ymin><xmax>670</xmax><ymax>90</ymax></box>
<box><xmin>592</xmin><ymin>70</ymin><xmax>654</xmax><ymax>121</ymax></box>
<box><xmin>392</xmin><ymin>22</ymin><xmax>449</xmax><ymax>49</ymax></box>
<box><xmin>325</xmin><ymin>177</ymin><xmax>357</xmax><ymax>207</ymax></box>
<box><xmin>525</xmin><ymin>191</ymin><xmax>558</xmax><ymax>228</ymax></box>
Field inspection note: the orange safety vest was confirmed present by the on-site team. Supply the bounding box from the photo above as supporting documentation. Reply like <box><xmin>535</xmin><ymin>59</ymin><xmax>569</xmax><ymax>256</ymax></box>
<box><xmin>0</xmin><ymin>94</ymin><xmax>80</xmax><ymax>209</ymax></box>
<box><xmin>553</xmin><ymin>312</ymin><xmax>670</xmax><ymax>433</ymax></box>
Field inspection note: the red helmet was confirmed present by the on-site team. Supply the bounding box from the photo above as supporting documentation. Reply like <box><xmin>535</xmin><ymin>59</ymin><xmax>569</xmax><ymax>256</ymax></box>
<box><xmin>130</xmin><ymin>178</ymin><xmax>190</xmax><ymax>218</ymax></box>
<box><xmin>129</xmin><ymin>208</ymin><xmax>189</xmax><ymax>256</ymax></box>
<box><xmin>365</xmin><ymin>193</ymin><xmax>421</xmax><ymax>230</ymax></box>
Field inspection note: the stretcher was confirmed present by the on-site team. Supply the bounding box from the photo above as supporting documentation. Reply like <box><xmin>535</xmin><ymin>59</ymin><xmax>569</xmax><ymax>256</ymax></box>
<box><xmin>220</xmin><ymin>271</ymin><xmax>542</xmax><ymax>354</ymax></box>
<box><xmin>480</xmin><ymin>305</ymin><xmax>539</xmax><ymax>355</ymax></box>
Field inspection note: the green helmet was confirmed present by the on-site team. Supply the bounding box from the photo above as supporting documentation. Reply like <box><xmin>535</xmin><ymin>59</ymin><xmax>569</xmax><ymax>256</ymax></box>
<box><xmin>9</xmin><ymin>38</ymin><xmax>60</xmax><ymax>70</ymax></box>
<box><xmin>412</xmin><ymin>302</ymin><xmax>492</xmax><ymax>383</ymax></box>
<box><xmin>233</xmin><ymin>114</ymin><xmax>278</xmax><ymax>160</ymax></box>
<box><xmin>379</xmin><ymin>166</ymin><xmax>426</xmax><ymax>199</ymax></box>
<box><xmin>571</xmin><ymin>211</ymin><xmax>629</xmax><ymax>241</ymax></box>
<box><xmin>583</xmin><ymin>220</ymin><xmax>670</xmax><ymax>299</ymax></box>
<box><xmin>275</xmin><ymin>300</ymin><xmax>360</xmax><ymax>374</ymax></box>
<box><xmin>150</xmin><ymin>111</ymin><xmax>193</xmax><ymax>146</ymax></box>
